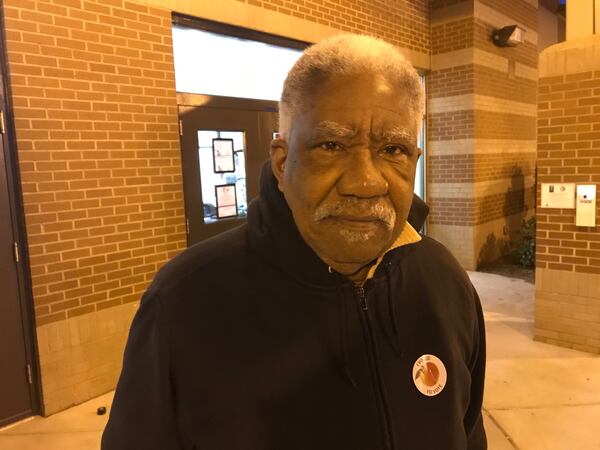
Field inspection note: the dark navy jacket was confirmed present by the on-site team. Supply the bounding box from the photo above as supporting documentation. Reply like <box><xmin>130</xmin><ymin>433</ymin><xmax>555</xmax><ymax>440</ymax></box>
<box><xmin>102</xmin><ymin>165</ymin><xmax>486</xmax><ymax>450</ymax></box>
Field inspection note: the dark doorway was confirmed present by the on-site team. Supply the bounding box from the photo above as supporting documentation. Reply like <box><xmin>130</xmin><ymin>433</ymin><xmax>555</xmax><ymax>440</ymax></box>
<box><xmin>0</xmin><ymin>3</ymin><xmax>40</xmax><ymax>426</ymax></box>
<box><xmin>178</xmin><ymin>94</ymin><xmax>278</xmax><ymax>245</ymax></box>
<box><xmin>0</xmin><ymin>117</ymin><xmax>33</xmax><ymax>427</ymax></box>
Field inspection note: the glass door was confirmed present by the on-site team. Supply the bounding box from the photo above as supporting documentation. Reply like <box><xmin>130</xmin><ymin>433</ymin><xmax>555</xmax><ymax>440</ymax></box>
<box><xmin>179</xmin><ymin>95</ymin><xmax>278</xmax><ymax>245</ymax></box>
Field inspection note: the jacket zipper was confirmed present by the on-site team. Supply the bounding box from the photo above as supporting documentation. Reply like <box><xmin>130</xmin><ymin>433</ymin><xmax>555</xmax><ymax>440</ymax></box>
<box><xmin>355</xmin><ymin>286</ymin><xmax>395</xmax><ymax>450</ymax></box>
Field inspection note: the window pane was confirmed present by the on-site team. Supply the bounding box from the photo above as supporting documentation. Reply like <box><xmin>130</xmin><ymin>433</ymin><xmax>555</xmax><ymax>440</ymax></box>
<box><xmin>198</xmin><ymin>130</ymin><xmax>248</xmax><ymax>223</ymax></box>
<box><xmin>173</xmin><ymin>26</ymin><xmax>302</xmax><ymax>101</ymax></box>
<box><xmin>219</xmin><ymin>131</ymin><xmax>245</xmax><ymax>151</ymax></box>
<box><xmin>415</xmin><ymin>121</ymin><xmax>425</xmax><ymax>200</ymax></box>
<box><xmin>414</xmin><ymin>75</ymin><xmax>426</xmax><ymax>200</ymax></box>
<box><xmin>198</xmin><ymin>130</ymin><xmax>218</xmax><ymax>147</ymax></box>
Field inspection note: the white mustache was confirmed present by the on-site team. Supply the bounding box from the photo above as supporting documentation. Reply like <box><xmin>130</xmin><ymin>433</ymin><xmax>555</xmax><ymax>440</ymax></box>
<box><xmin>313</xmin><ymin>198</ymin><xmax>396</xmax><ymax>228</ymax></box>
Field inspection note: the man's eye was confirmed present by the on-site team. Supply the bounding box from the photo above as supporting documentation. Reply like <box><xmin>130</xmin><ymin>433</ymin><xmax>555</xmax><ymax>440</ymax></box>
<box><xmin>319</xmin><ymin>141</ymin><xmax>342</xmax><ymax>151</ymax></box>
<box><xmin>382</xmin><ymin>145</ymin><xmax>408</xmax><ymax>156</ymax></box>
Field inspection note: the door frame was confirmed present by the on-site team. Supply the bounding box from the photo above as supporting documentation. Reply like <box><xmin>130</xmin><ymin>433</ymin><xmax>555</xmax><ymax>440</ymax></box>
<box><xmin>0</xmin><ymin>1</ymin><xmax>42</xmax><ymax>425</ymax></box>
<box><xmin>177</xmin><ymin>92</ymin><xmax>280</xmax><ymax>111</ymax></box>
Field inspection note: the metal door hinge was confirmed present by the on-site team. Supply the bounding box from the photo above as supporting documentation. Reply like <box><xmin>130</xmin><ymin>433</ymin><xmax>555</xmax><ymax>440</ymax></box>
<box><xmin>185</xmin><ymin>218</ymin><xmax>190</xmax><ymax>236</ymax></box>
<box><xmin>26</xmin><ymin>364</ymin><xmax>33</xmax><ymax>384</ymax></box>
<box><xmin>13</xmin><ymin>241</ymin><xmax>20</xmax><ymax>263</ymax></box>
<box><xmin>179</xmin><ymin>119</ymin><xmax>183</xmax><ymax>136</ymax></box>
<box><xmin>0</xmin><ymin>110</ymin><xmax>6</xmax><ymax>134</ymax></box>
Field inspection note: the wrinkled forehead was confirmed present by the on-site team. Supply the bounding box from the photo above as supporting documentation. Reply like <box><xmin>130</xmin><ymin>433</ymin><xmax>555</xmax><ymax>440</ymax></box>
<box><xmin>308</xmin><ymin>120</ymin><xmax>418</xmax><ymax>143</ymax></box>
<box><xmin>304</xmin><ymin>74</ymin><xmax>420</xmax><ymax>121</ymax></box>
<box><xmin>299</xmin><ymin>101</ymin><xmax>420</xmax><ymax>144</ymax></box>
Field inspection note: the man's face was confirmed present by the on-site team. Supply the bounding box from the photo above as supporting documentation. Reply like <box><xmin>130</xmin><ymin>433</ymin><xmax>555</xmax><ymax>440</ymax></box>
<box><xmin>272</xmin><ymin>74</ymin><xmax>421</xmax><ymax>274</ymax></box>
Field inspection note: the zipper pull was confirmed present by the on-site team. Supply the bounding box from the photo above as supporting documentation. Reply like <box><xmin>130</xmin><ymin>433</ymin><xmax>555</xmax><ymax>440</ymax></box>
<box><xmin>356</xmin><ymin>287</ymin><xmax>368</xmax><ymax>311</ymax></box>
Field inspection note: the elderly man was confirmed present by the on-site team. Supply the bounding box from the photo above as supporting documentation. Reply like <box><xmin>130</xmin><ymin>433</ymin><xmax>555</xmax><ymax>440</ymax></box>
<box><xmin>102</xmin><ymin>34</ymin><xmax>486</xmax><ymax>450</ymax></box>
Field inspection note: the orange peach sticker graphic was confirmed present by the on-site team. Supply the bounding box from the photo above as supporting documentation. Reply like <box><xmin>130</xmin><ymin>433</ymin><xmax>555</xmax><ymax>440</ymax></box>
<box><xmin>412</xmin><ymin>354</ymin><xmax>447</xmax><ymax>397</ymax></box>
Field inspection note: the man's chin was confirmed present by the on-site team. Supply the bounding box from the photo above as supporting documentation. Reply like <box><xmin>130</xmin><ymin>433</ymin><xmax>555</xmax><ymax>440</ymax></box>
<box><xmin>303</xmin><ymin>224</ymin><xmax>396</xmax><ymax>270</ymax></box>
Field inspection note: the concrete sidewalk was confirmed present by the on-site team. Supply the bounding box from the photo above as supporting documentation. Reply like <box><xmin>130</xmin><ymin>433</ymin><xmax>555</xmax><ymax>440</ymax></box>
<box><xmin>1</xmin><ymin>271</ymin><xmax>599</xmax><ymax>449</ymax></box>
<box><xmin>473</xmin><ymin>271</ymin><xmax>600</xmax><ymax>450</ymax></box>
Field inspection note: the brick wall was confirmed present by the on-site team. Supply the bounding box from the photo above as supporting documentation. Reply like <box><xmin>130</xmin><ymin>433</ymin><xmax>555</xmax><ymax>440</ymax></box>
<box><xmin>427</xmin><ymin>0</ymin><xmax>538</xmax><ymax>269</ymax></box>
<box><xmin>430</xmin><ymin>191</ymin><xmax>529</xmax><ymax>226</ymax></box>
<box><xmin>235</xmin><ymin>0</ymin><xmax>430</xmax><ymax>54</ymax></box>
<box><xmin>4</xmin><ymin>0</ymin><xmax>186</xmax><ymax>325</ymax></box>
<box><xmin>428</xmin><ymin>65</ymin><xmax>474</xmax><ymax>98</ymax></box>
<box><xmin>535</xmin><ymin>35</ymin><xmax>600</xmax><ymax>354</ymax></box>
<box><xmin>429</xmin><ymin>153</ymin><xmax>536</xmax><ymax>186</ymax></box>
<box><xmin>431</xmin><ymin>17</ymin><xmax>473</xmax><ymax>54</ymax></box>
<box><xmin>474</xmin><ymin>65</ymin><xmax>537</xmax><ymax>102</ymax></box>
<box><xmin>428</xmin><ymin>110</ymin><xmax>475</xmax><ymax>141</ymax></box>
<box><xmin>537</xmin><ymin>71</ymin><xmax>600</xmax><ymax>273</ymax></box>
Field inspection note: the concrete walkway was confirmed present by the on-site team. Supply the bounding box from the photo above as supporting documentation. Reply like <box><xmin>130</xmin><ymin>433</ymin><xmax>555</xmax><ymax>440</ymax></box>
<box><xmin>1</xmin><ymin>271</ymin><xmax>599</xmax><ymax>449</ymax></box>
<box><xmin>473</xmin><ymin>271</ymin><xmax>600</xmax><ymax>450</ymax></box>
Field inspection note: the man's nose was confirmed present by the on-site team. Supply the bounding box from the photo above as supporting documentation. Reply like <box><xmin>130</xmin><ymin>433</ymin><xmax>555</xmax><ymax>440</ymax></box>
<box><xmin>336</xmin><ymin>149</ymin><xmax>388</xmax><ymax>198</ymax></box>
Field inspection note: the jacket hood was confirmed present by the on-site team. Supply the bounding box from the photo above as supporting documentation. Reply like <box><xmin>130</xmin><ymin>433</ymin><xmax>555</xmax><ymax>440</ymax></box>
<box><xmin>247</xmin><ymin>162</ymin><xmax>333</xmax><ymax>288</ymax></box>
<box><xmin>246</xmin><ymin>161</ymin><xmax>429</xmax><ymax>289</ymax></box>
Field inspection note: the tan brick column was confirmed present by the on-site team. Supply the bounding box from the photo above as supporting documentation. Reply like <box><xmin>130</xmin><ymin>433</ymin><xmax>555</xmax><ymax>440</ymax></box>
<box><xmin>535</xmin><ymin>35</ymin><xmax>600</xmax><ymax>354</ymax></box>
<box><xmin>427</xmin><ymin>0</ymin><xmax>538</xmax><ymax>269</ymax></box>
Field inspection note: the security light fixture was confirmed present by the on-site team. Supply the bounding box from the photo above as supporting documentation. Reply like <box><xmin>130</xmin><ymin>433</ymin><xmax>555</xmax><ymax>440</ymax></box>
<box><xmin>491</xmin><ymin>25</ymin><xmax>526</xmax><ymax>47</ymax></box>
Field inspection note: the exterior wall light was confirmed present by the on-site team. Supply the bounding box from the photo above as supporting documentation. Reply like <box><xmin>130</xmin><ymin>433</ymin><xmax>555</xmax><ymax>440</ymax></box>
<box><xmin>491</xmin><ymin>25</ymin><xmax>526</xmax><ymax>47</ymax></box>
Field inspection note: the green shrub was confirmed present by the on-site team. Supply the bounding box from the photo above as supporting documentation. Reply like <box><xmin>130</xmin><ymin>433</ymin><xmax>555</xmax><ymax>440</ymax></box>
<box><xmin>516</xmin><ymin>217</ymin><xmax>536</xmax><ymax>268</ymax></box>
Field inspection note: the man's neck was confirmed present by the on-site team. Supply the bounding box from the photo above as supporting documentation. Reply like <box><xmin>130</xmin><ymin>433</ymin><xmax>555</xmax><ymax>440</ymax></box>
<box><xmin>330</xmin><ymin>261</ymin><xmax>375</xmax><ymax>287</ymax></box>
<box><xmin>347</xmin><ymin>267</ymin><xmax>370</xmax><ymax>286</ymax></box>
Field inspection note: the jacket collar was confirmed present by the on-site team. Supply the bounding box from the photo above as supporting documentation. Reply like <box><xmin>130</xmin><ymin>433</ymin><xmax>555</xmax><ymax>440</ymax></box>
<box><xmin>247</xmin><ymin>162</ymin><xmax>427</xmax><ymax>289</ymax></box>
<box><xmin>365</xmin><ymin>222</ymin><xmax>421</xmax><ymax>280</ymax></box>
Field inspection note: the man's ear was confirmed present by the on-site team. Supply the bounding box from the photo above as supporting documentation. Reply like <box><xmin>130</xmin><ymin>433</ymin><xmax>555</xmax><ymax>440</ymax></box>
<box><xmin>270</xmin><ymin>137</ymin><xmax>288</xmax><ymax>192</ymax></box>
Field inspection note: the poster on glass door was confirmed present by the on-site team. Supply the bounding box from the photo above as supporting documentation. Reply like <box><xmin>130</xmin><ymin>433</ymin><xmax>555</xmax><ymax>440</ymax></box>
<box><xmin>212</xmin><ymin>138</ymin><xmax>235</xmax><ymax>173</ymax></box>
<box><xmin>215</xmin><ymin>184</ymin><xmax>238</xmax><ymax>218</ymax></box>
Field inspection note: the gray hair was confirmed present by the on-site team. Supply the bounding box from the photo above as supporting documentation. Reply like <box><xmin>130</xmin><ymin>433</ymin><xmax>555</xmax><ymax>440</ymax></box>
<box><xmin>279</xmin><ymin>34</ymin><xmax>424</xmax><ymax>140</ymax></box>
